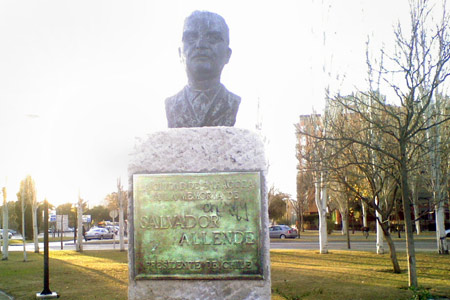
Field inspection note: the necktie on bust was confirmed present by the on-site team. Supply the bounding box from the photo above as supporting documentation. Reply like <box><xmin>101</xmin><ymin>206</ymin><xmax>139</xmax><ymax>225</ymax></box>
<box><xmin>191</xmin><ymin>91</ymin><xmax>211</xmax><ymax>124</ymax></box>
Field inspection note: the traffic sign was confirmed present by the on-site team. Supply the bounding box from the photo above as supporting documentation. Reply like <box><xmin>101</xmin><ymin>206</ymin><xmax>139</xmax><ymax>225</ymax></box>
<box><xmin>109</xmin><ymin>209</ymin><xmax>119</xmax><ymax>219</ymax></box>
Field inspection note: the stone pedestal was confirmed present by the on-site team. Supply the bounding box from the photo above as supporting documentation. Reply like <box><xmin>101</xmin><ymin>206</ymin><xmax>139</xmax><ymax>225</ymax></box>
<box><xmin>128</xmin><ymin>127</ymin><xmax>270</xmax><ymax>300</ymax></box>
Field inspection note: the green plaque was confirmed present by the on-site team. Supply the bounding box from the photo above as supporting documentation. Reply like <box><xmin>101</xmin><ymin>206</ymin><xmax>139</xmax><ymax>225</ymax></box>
<box><xmin>133</xmin><ymin>172</ymin><xmax>263</xmax><ymax>280</ymax></box>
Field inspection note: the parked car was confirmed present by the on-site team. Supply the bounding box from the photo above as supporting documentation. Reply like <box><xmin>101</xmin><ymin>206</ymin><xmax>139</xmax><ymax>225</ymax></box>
<box><xmin>445</xmin><ymin>229</ymin><xmax>450</xmax><ymax>238</ymax></box>
<box><xmin>85</xmin><ymin>228</ymin><xmax>114</xmax><ymax>241</ymax></box>
<box><xmin>106</xmin><ymin>225</ymin><xmax>119</xmax><ymax>234</ymax></box>
<box><xmin>0</xmin><ymin>230</ymin><xmax>13</xmax><ymax>239</ymax></box>
<box><xmin>269</xmin><ymin>225</ymin><xmax>298</xmax><ymax>239</ymax></box>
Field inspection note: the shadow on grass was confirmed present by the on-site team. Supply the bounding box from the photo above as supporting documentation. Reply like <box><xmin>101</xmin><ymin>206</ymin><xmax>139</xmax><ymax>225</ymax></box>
<box><xmin>270</xmin><ymin>250</ymin><xmax>450</xmax><ymax>300</ymax></box>
<box><xmin>0</xmin><ymin>251</ymin><xmax>128</xmax><ymax>300</ymax></box>
<box><xmin>51</xmin><ymin>251</ymin><xmax>128</xmax><ymax>300</ymax></box>
<box><xmin>78</xmin><ymin>249</ymin><xmax>128</xmax><ymax>264</ymax></box>
<box><xmin>272</xmin><ymin>250</ymin><xmax>397</xmax><ymax>269</ymax></box>
<box><xmin>271</xmin><ymin>265</ymin><xmax>411</xmax><ymax>300</ymax></box>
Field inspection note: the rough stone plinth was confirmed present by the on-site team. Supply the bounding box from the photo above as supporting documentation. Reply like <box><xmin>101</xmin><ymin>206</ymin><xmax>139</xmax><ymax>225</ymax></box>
<box><xmin>128</xmin><ymin>127</ymin><xmax>270</xmax><ymax>300</ymax></box>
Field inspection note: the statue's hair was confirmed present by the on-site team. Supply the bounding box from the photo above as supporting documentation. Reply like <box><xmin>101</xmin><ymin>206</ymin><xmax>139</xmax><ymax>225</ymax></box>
<box><xmin>184</xmin><ymin>11</ymin><xmax>230</xmax><ymax>45</ymax></box>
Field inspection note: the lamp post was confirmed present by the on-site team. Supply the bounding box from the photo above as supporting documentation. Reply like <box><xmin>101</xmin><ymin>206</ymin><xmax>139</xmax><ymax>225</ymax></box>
<box><xmin>36</xmin><ymin>199</ymin><xmax>59</xmax><ymax>299</ymax></box>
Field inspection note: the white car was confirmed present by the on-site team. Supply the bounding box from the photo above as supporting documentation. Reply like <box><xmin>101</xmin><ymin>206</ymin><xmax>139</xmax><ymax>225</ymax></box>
<box><xmin>0</xmin><ymin>230</ymin><xmax>13</xmax><ymax>239</ymax></box>
<box><xmin>85</xmin><ymin>228</ymin><xmax>114</xmax><ymax>241</ymax></box>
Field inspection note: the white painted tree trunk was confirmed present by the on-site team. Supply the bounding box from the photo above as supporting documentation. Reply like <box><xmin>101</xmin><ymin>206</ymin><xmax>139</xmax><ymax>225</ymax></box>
<box><xmin>315</xmin><ymin>174</ymin><xmax>328</xmax><ymax>254</ymax></box>
<box><xmin>341</xmin><ymin>215</ymin><xmax>347</xmax><ymax>236</ymax></box>
<box><xmin>412</xmin><ymin>182</ymin><xmax>421</xmax><ymax>235</ymax></box>
<box><xmin>361</xmin><ymin>200</ymin><xmax>368</xmax><ymax>228</ymax></box>
<box><xmin>375</xmin><ymin>196</ymin><xmax>384</xmax><ymax>254</ymax></box>
<box><xmin>118</xmin><ymin>182</ymin><xmax>125</xmax><ymax>252</ymax></box>
<box><xmin>76</xmin><ymin>196</ymin><xmax>83</xmax><ymax>252</ymax></box>
<box><xmin>21</xmin><ymin>188</ymin><xmax>27</xmax><ymax>262</ymax></box>
<box><xmin>2</xmin><ymin>187</ymin><xmax>8</xmax><ymax>260</ymax></box>
<box><xmin>32</xmin><ymin>203</ymin><xmax>39</xmax><ymax>253</ymax></box>
<box><xmin>431</xmin><ymin>124</ymin><xmax>448</xmax><ymax>254</ymax></box>
<box><xmin>435</xmin><ymin>202</ymin><xmax>448</xmax><ymax>254</ymax></box>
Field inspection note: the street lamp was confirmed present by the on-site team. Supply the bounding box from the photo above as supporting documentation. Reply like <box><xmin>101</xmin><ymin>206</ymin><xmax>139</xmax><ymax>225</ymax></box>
<box><xmin>36</xmin><ymin>199</ymin><xmax>59</xmax><ymax>299</ymax></box>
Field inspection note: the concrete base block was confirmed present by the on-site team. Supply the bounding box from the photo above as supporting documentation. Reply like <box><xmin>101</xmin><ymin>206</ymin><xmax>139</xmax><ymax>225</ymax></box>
<box><xmin>128</xmin><ymin>127</ymin><xmax>271</xmax><ymax>300</ymax></box>
<box><xmin>36</xmin><ymin>292</ymin><xmax>59</xmax><ymax>299</ymax></box>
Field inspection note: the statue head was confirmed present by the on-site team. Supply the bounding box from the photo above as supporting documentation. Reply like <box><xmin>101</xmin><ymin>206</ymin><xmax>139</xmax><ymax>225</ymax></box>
<box><xmin>179</xmin><ymin>11</ymin><xmax>232</xmax><ymax>88</ymax></box>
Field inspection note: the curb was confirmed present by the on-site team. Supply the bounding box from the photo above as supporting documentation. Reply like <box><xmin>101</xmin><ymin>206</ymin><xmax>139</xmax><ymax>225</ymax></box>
<box><xmin>0</xmin><ymin>290</ymin><xmax>13</xmax><ymax>300</ymax></box>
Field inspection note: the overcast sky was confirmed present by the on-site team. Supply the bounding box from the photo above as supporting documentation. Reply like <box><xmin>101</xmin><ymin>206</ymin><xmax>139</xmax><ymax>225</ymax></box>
<box><xmin>0</xmin><ymin>0</ymin><xmax>425</xmax><ymax>207</ymax></box>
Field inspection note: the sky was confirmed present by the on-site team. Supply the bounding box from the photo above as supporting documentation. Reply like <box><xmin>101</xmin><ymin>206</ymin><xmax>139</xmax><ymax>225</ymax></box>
<box><xmin>0</xmin><ymin>0</ymin><xmax>424</xmax><ymax>208</ymax></box>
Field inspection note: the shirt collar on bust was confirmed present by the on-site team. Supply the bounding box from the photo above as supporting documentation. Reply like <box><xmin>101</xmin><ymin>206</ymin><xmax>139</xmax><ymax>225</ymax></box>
<box><xmin>187</xmin><ymin>84</ymin><xmax>223</xmax><ymax>101</ymax></box>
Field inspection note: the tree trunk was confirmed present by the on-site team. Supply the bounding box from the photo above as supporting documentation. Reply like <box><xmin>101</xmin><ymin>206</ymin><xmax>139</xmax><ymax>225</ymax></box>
<box><xmin>118</xmin><ymin>181</ymin><xmax>125</xmax><ymax>252</ymax></box>
<box><xmin>300</xmin><ymin>211</ymin><xmax>304</xmax><ymax>233</ymax></box>
<box><xmin>400</xmin><ymin>151</ymin><xmax>418</xmax><ymax>287</ymax></box>
<box><xmin>76</xmin><ymin>195</ymin><xmax>83</xmax><ymax>252</ymax></box>
<box><xmin>436</xmin><ymin>201</ymin><xmax>449</xmax><ymax>254</ymax></box>
<box><xmin>298</xmin><ymin>201</ymin><xmax>304</xmax><ymax>235</ymax></box>
<box><xmin>430</xmin><ymin>127</ymin><xmax>448</xmax><ymax>254</ymax></box>
<box><xmin>2</xmin><ymin>187</ymin><xmax>8</xmax><ymax>260</ymax></box>
<box><xmin>379</xmin><ymin>220</ymin><xmax>401</xmax><ymax>273</ymax></box>
<box><xmin>411</xmin><ymin>180</ymin><xmax>421</xmax><ymax>235</ymax></box>
<box><xmin>361</xmin><ymin>200</ymin><xmax>368</xmax><ymax>228</ymax></box>
<box><xmin>375</xmin><ymin>196</ymin><xmax>384</xmax><ymax>254</ymax></box>
<box><xmin>346</xmin><ymin>212</ymin><xmax>351</xmax><ymax>250</ymax></box>
<box><xmin>32</xmin><ymin>203</ymin><xmax>39</xmax><ymax>253</ymax></box>
<box><xmin>316</xmin><ymin>175</ymin><xmax>328</xmax><ymax>254</ymax></box>
<box><xmin>21</xmin><ymin>188</ymin><xmax>27</xmax><ymax>262</ymax></box>
<box><xmin>341</xmin><ymin>214</ymin><xmax>348</xmax><ymax>236</ymax></box>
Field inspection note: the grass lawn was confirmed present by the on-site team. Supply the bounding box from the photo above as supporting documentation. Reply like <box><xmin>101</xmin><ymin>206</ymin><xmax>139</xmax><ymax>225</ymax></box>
<box><xmin>271</xmin><ymin>250</ymin><xmax>450</xmax><ymax>300</ymax></box>
<box><xmin>0</xmin><ymin>250</ymin><xmax>449</xmax><ymax>300</ymax></box>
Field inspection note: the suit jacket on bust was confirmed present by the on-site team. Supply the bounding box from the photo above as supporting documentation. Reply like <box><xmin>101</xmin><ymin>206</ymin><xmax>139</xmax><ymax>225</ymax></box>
<box><xmin>165</xmin><ymin>84</ymin><xmax>241</xmax><ymax>128</ymax></box>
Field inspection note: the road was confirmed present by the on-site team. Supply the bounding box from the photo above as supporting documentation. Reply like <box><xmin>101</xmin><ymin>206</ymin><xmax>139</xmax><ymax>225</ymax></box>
<box><xmin>4</xmin><ymin>236</ymin><xmax>440</xmax><ymax>252</ymax></box>
<box><xmin>270</xmin><ymin>239</ymin><xmax>438</xmax><ymax>252</ymax></box>
<box><xmin>5</xmin><ymin>234</ymin><xmax>128</xmax><ymax>252</ymax></box>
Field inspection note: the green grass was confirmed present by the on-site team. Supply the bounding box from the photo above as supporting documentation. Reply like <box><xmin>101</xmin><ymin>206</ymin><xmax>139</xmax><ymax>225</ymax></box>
<box><xmin>0</xmin><ymin>251</ymin><xmax>128</xmax><ymax>300</ymax></box>
<box><xmin>0</xmin><ymin>250</ymin><xmax>449</xmax><ymax>300</ymax></box>
<box><xmin>271</xmin><ymin>250</ymin><xmax>450</xmax><ymax>300</ymax></box>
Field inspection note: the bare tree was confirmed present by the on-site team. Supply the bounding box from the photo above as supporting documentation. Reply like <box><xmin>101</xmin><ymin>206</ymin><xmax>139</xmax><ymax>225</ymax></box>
<box><xmin>306</xmin><ymin>0</ymin><xmax>450</xmax><ymax>286</ymax></box>
<box><xmin>294</xmin><ymin>170</ymin><xmax>315</xmax><ymax>235</ymax></box>
<box><xmin>296</xmin><ymin>114</ymin><xmax>329</xmax><ymax>253</ymax></box>
<box><xmin>310</xmin><ymin>100</ymin><xmax>402</xmax><ymax>272</ymax></box>
<box><xmin>295</xmin><ymin>125</ymin><xmax>317</xmax><ymax>235</ymax></box>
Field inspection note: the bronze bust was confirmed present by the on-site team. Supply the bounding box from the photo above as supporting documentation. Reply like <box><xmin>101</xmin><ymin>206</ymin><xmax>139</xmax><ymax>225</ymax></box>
<box><xmin>165</xmin><ymin>11</ymin><xmax>241</xmax><ymax>128</ymax></box>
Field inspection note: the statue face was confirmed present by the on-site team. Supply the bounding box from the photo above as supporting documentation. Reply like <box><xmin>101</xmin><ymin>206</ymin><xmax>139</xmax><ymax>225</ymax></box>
<box><xmin>180</xmin><ymin>14</ymin><xmax>232</xmax><ymax>83</ymax></box>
